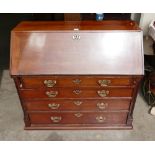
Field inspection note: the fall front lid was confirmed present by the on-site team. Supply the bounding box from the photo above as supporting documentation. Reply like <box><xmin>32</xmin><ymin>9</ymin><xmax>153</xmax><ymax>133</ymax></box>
<box><xmin>10</xmin><ymin>21</ymin><xmax>144</xmax><ymax>76</ymax></box>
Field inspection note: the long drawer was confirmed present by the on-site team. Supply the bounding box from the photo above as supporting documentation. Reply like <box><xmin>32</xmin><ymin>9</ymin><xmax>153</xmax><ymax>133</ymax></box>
<box><xmin>25</xmin><ymin>99</ymin><xmax>131</xmax><ymax>111</ymax></box>
<box><xmin>20</xmin><ymin>87</ymin><xmax>133</xmax><ymax>99</ymax></box>
<box><xmin>29</xmin><ymin>112</ymin><xmax>128</xmax><ymax>124</ymax></box>
<box><xmin>21</xmin><ymin>76</ymin><xmax>133</xmax><ymax>88</ymax></box>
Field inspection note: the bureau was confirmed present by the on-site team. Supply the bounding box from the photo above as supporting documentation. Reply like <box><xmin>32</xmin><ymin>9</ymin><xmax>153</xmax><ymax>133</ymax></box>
<box><xmin>10</xmin><ymin>20</ymin><xmax>144</xmax><ymax>130</ymax></box>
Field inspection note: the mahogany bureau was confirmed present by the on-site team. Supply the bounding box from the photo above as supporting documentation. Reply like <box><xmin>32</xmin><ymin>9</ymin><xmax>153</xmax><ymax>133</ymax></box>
<box><xmin>10</xmin><ymin>20</ymin><xmax>144</xmax><ymax>130</ymax></box>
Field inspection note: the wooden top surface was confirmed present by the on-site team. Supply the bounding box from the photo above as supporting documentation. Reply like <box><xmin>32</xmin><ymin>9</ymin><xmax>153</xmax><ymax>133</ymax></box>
<box><xmin>12</xmin><ymin>20</ymin><xmax>140</xmax><ymax>31</ymax></box>
<box><xmin>10</xmin><ymin>20</ymin><xmax>144</xmax><ymax>76</ymax></box>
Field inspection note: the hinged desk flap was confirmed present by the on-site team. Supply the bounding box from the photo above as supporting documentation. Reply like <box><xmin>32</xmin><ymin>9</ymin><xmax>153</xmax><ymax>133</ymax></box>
<box><xmin>10</xmin><ymin>21</ymin><xmax>144</xmax><ymax>75</ymax></box>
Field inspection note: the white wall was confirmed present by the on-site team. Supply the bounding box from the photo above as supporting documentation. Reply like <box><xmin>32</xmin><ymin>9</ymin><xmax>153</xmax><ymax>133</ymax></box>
<box><xmin>139</xmin><ymin>13</ymin><xmax>155</xmax><ymax>36</ymax></box>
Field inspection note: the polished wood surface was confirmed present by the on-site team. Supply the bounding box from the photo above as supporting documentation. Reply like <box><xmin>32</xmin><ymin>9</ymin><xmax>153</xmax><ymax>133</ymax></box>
<box><xmin>20</xmin><ymin>87</ymin><xmax>133</xmax><ymax>99</ymax></box>
<box><xmin>10</xmin><ymin>21</ymin><xmax>143</xmax><ymax>76</ymax></box>
<box><xmin>25</xmin><ymin>99</ymin><xmax>131</xmax><ymax>111</ymax></box>
<box><xmin>12</xmin><ymin>20</ymin><xmax>140</xmax><ymax>31</ymax></box>
<box><xmin>29</xmin><ymin>111</ymin><xmax>128</xmax><ymax>124</ymax></box>
<box><xmin>10</xmin><ymin>20</ymin><xmax>144</xmax><ymax>130</ymax></box>
<box><xmin>21</xmin><ymin>76</ymin><xmax>133</xmax><ymax>88</ymax></box>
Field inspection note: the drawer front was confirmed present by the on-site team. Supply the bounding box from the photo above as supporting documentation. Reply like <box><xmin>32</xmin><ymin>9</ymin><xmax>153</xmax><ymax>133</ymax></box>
<box><xmin>29</xmin><ymin>112</ymin><xmax>128</xmax><ymax>124</ymax></box>
<box><xmin>20</xmin><ymin>88</ymin><xmax>133</xmax><ymax>99</ymax></box>
<box><xmin>21</xmin><ymin>76</ymin><xmax>133</xmax><ymax>88</ymax></box>
<box><xmin>25</xmin><ymin>99</ymin><xmax>131</xmax><ymax>111</ymax></box>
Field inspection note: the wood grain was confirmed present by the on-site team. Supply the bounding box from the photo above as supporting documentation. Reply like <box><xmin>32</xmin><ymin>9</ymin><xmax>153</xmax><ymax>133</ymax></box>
<box><xmin>10</xmin><ymin>20</ymin><xmax>143</xmax><ymax>130</ymax></box>
<box><xmin>10</xmin><ymin>21</ymin><xmax>144</xmax><ymax>76</ymax></box>
<box><xmin>19</xmin><ymin>87</ymin><xmax>133</xmax><ymax>99</ymax></box>
<box><xmin>12</xmin><ymin>20</ymin><xmax>140</xmax><ymax>31</ymax></box>
<box><xmin>21</xmin><ymin>76</ymin><xmax>133</xmax><ymax>88</ymax></box>
<box><xmin>29</xmin><ymin>111</ymin><xmax>128</xmax><ymax>124</ymax></box>
<box><xmin>24</xmin><ymin>98</ymin><xmax>131</xmax><ymax>111</ymax></box>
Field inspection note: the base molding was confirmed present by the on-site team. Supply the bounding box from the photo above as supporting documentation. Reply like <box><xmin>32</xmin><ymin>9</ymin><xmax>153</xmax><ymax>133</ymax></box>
<box><xmin>25</xmin><ymin>124</ymin><xmax>133</xmax><ymax>130</ymax></box>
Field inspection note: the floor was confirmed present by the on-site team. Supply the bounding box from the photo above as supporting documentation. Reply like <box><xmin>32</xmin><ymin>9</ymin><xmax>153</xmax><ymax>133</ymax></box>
<box><xmin>0</xmin><ymin>37</ymin><xmax>155</xmax><ymax>141</ymax></box>
<box><xmin>144</xmin><ymin>36</ymin><xmax>154</xmax><ymax>55</ymax></box>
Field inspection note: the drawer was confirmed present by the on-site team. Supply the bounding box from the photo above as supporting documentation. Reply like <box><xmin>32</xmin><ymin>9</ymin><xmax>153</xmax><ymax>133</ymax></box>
<box><xmin>20</xmin><ymin>87</ymin><xmax>133</xmax><ymax>99</ymax></box>
<box><xmin>25</xmin><ymin>99</ymin><xmax>131</xmax><ymax>111</ymax></box>
<box><xmin>21</xmin><ymin>76</ymin><xmax>133</xmax><ymax>88</ymax></box>
<box><xmin>29</xmin><ymin>112</ymin><xmax>128</xmax><ymax>124</ymax></box>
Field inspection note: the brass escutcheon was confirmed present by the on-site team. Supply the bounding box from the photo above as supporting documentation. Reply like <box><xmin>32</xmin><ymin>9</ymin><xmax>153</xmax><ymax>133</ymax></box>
<box><xmin>98</xmin><ymin>80</ymin><xmax>111</xmax><ymax>87</ymax></box>
<box><xmin>73</xmin><ymin>90</ymin><xmax>82</xmax><ymax>95</ymax></box>
<box><xmin>74</xmin><ymin>113</ymin><xmax>83</xmax><ymax>118</ymax></box>
<box><xmin>73</xmin><ymin>34</ymin><xmax>80</xmax><ymax>40</ymax></box>
<box><xmin>73</xmin><ymin>79</ymin><xmax>81</xmax><ymax>84</ymax></box>
<box><xmin>97</xmin><ymin>102</ymin><xmax>108</xmax><ymax>110</ymax></box>
<box><xmin>50</xmin><ymin>116</ymin><xmax>62</xmax><ymax>123</ymax></box>
<box><xmin>44</xmin><ymin>80</ymin><xmax>56</xmax><ymax>87</ymax></box>
<box><xmin>73</xmin><ymin>101</ymin><xmax>83</xmax><ymax>106</ymax></box>
<box><xmin>96</xmin><ymin>116</ymin><xmax>106</xmax><ymax>123</ymax></box>
<box><xmin>48</xmin><ymin>103</ymin><xmax>60</xmax><ymax>109</ymax></box>
<box><xmin>46</xmin><ymin>91</ymin><xmax>58</xmax><ymax>98</ymax></box>
<box><xmin>97</xmin><ymin>90</ymin><xmax>109</xmax><ymax>97</ymax></box>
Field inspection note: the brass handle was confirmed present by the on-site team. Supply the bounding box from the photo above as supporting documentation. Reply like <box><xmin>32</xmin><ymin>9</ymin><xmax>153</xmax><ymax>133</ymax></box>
<box><xmin>73</xmin><ymin>79</ymin><xmax>81</xmax><ymax>84</ymax></box>
<box><xmin>50</xmin><ymin>116</ymin><xmax>62</xmax><ymax>123</ymax></box>
<box><xmin>97</xmin><ymin>102</ymin><xmax>108</xmax><ymax>110</ymax></box>
<box><xmin>48</xmin><ymin>103</ymin><xmax>60</xmax><ymax>109</ymax></box>
<box><xmin>73</xmin><ymin>34</ymin><xmax>80</xmax><ymax>40</ymax></box>
<box><xmin>73</xmin><ymin>90</ymin><xmax>82</xmax><ymax>95</ymax></box>
<box><xmin>98</xmin><ymin>80</ymin><xmax>111</xmax><ymax>87</ymax></box>
<box><xmin>46</xmin><ymin>91</ymin><xmax>58</xmax><ymax>98</ymax></box>
<box><xmin>74</xmin><ymin>101</ymin><xmax>83</xmax><ymax>106</ymax></box>
<box><xmin>74</xmin><ymin>113</ymin><xmax>83</xmax><ymax>118</ymax></box>
<box><xmin>97</xmin><ymin>90</ymin><xmax>109</xmax><ymax>97</ymax></box>
<box><xmin>44</xmin><ymin>80</ymin><xmax>56</xmax><ymax>87</ymax></box>
<box><xmin>96</xmin><ymin>116</ymin><xmax>106</xmax><ymax>123</ymax></box>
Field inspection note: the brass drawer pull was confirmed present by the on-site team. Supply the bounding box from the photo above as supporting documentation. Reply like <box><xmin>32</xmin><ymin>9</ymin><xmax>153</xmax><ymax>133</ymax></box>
<box><xmin>46</xmin><ymin>91</ymin><xmax>58</xmax><ymax>98</ymax></box>
<box><xmin>97</xmin><ymin>102</ymin><xmax>108</xmax><ymax>110</ymax></box>
<box><xmin>50</xmin><ymin>116</ymin><xmax>62</xmax><ymax>123</ymax></box>
<box><xmin>97</xmin><ymin>90</ymin><xmax>109</xmax><ymax>97</ymax></box>
<box><xmin>73</xmin><ymin>79</ymin><xmax>81</xmax><ymax>84</ymax></box>
<box><xmin>96</xmin><ymin>116</ymin><xmax>106</xmax><ymax>123</ymax></box>
<box><xmin>48</xmin><ymin>103</ymin><xmax>60</xmax><ymax>109</ymax></box>
<box><xmin>74</xmin><ymin>101</ymin><xmax>83</xmax><ymax>106</ymax></box>
<box><xmin>44</xmin><ymin>80</ymin><xmax>56</xmax><ymax>87</ymax></box>
<box><xmin>98</xmin><ymin>80</ymin><xmax>111</xmax><ymax>87</ymax></box>
<box><xmin>74</xmin><ymin>113</ymin><xmax>83</xmax><ymax>118</ymax></box>
<box><xmin>73</xmin><ymin>90</ymin><xmax>82</xmax><ymax>95</ymax></box>
<box><xmin>73</xmin><ymin>34</ymin><xmax>80</xmax><ymax>40</ymax></box>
